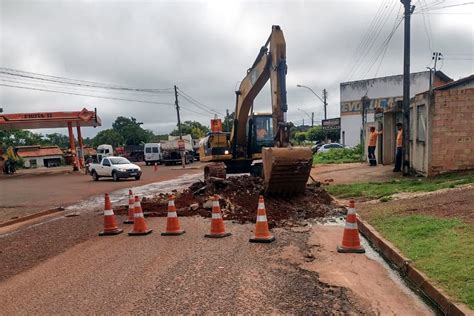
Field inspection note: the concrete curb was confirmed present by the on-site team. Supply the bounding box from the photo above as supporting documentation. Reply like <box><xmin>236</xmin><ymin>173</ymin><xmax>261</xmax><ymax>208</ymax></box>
<box><xmin>357</xmin><ymin>217</ymin><xmax>472</xmax><ymax>316</ymax></box>
<box><xmin>0</xmin><ymin>207</ymin><xmax>65</xmax><ymax>228</ymax></box>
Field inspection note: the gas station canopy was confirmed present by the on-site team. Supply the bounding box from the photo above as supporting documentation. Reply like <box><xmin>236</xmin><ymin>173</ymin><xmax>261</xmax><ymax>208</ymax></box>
<box><xmin>0</xmin><ymin>108</ymin><xmax>101</xmax><ymax>130</ymax></box>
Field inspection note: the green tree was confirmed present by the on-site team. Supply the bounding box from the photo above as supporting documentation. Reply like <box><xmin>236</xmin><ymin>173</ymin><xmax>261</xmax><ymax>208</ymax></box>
<box><xmin>306</xmin><ymin>126</ymin><xmax>325</xmax><ymax>142</ymax></box>
<box><xmin>112</xmin><ymin>116</ymin><xmax>153</xmax><ymax>145</ymax></box>
<box><xmin>171</xmin><ymin>121</ymin><xmax>209</xmax><ymax>139</ymax></box>
<box><xmin>92</xmin><ymin>129</ymin><xmax>124</xmax><ymax>147</ymax></box>
<box><xmin>43</xmin><ymin>133</ymin><xmax>70</xmax><ymax>148</ymax></box>
<box><xmin>294</xmin><ymin>131</ymin><xmax>307</xmax><ymax>144</ymax></box>
<box><xmin>0</xmin><ymin>129</ymin><xmax>43</xmax><ymax>147</ymax></box>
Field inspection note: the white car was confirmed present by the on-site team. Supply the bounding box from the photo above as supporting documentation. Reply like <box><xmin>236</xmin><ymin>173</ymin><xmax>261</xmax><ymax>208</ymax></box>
<box><xmin>89</xmin><ymin>156</ymin><xmax>142</xmax><ymax>181</ymax></box>
<box><xmin>317</xmin><ymin>143</ymin><xmax>345</xmax><ymax>153</ymax></box>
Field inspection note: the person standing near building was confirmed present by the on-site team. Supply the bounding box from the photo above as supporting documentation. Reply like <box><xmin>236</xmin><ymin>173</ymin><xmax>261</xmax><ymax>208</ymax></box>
<box><xmin>394</xmin><ymin>123</ymin><xmax>403</xmax><ymax>172</ymax></box>
<box><xmin>368</xmin><ymin>126</ymin><xmax>382</xmax><ymax>166</ymax></box>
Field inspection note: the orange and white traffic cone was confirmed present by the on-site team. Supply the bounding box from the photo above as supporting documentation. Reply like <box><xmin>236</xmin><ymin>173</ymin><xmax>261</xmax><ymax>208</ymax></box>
<box><xmin>337</xmin><ymin>200</ymin><xmax>365</xmax><ymax>253</ymax></box>
<box><xmin>250</xmin><ymin>195</ymin><xmax>275</xmax><ymax>243</ymax></box>
<box><xmin>128</xmin><ymin>196</ymin><xmax>153</xmax><ymax>236</ymax></box>
<box><xmin>99</xmin><ymin>193</ymin><xmax>123</xmax><ymax>236</ymax></box>
<box><xmin>161</xmin><ymin>195</ymin><xmax>185</xmax><ymax>236</ymax></box>
<box><xmin>123</xmin><ymin>189</ymin><xmax>134</xmax><ymax>224</ymax></box>
<box><xmin>205</xmin><ymin>195</ymin><xmax>231</xmax><ymax>238</ymax></box>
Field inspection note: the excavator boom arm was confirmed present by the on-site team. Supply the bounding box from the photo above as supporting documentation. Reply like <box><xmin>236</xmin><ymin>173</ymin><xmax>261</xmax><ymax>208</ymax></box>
<box><xmin>231</xmin><ymin>25</ymin><xmax>288</xmax><ymax>151</ymax></box>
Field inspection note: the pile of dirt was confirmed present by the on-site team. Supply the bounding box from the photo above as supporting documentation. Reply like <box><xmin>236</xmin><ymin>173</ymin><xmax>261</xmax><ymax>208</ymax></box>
<box><xmin>114</xmin><ymin>175</ymin><xmax>341</xmax><ymax>227</ymax></box>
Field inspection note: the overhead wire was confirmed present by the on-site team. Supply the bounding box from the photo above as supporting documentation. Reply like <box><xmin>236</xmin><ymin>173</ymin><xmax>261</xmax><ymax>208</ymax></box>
<box><xmin>417</xmin><ymin>1</ymin><xmax>474</xmax><ymax>11</ymax></box>
<box><xmin>0</xmin><ymin>83</ymin><xmax>175</xmax><ymax>106</ymax></box>
<box><xmin>0</xmin><ymin>76</ymin><xmax>170</xmax><ymax>98</ymax></box>
<box><xmin>346</xmin><ymin>0</ymin><xmax>399</xmax><ymax>81</ymax></box>
<box><xmin>420</xmin><ymin>0</ymin><xmax>435</xmax><ymax>55</ymax></box>
<box><xmin>0</xmin><ymin>67</ymin><xmax>173</xmax><ymax>94</ymax></box>
<box><xmin>177</xmin><ymin>88</ymin><xmax>224</xmax><ymax>116</ymax></box>
<box><xmin>364</xmin><ymin>12</ymin><xmax>404</xmax><ymax>79</ymax></box>
<box><xmin>344</xmin><ymin>0</ymin><xmax>392</xmax><ymax>80</ymax></box>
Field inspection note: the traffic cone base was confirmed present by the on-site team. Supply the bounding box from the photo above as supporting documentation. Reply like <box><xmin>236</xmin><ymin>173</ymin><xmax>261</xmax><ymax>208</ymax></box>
<box><xmin>128</xmin><ymin>229</ymin><xmax>153</xmax><ymax>236</ymax></box>
<box><xmin>99</xmin><ymin>228</ymin><xmax>123</xmax><ymax>236</ymax></box>
<box><xmin>161</xmin><ymin>229</ymin><xmax>185</xmax><ymax>236</ymax></box>
<box><xmin>249</xmin><ymin>235</ymin><xmax>275</xmax><ymax>243</ymax></box>
<box><xmin>337</xmin><ymin>245</ymin><xmax>365</xmax><ymax>253</ymax></box>
<box><xmin>123</xmin><ymin>219</ymin><xmax>134</xmax><ymax>224</ymax></box>
<box><xmin>205</xmin><ymin>232</ymin><xmax>231</xmax><ymax>238</ymax></box>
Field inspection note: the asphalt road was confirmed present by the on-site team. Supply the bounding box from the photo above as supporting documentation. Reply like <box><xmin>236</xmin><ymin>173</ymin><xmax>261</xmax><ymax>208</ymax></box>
<box><xmin>0</xmin><ymin>217</ymin><xmax>370</xmax><ymax>314</ymax></box>
<box><xmin>0</xmin><ymin>162</ymin><xmax>203</xmax><ymax>222</ymax></box>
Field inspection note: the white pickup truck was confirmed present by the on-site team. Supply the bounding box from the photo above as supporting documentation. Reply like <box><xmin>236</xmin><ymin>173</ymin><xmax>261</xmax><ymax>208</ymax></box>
<box><xmin>89</xmin><ymin>156</ymin><xmax>142</xmax><ymax>181</ymax></box>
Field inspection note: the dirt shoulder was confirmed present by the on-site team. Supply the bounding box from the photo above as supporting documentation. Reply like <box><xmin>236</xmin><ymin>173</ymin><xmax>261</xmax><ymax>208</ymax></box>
<box><xmin>311</xmin><ymin>162</ymin><xmax>403</xmax><ymax>185</ymax></box>
<box><xmin>359</xmin><ymin>186</ymin><xmax>474</xmax><ymax>225</ymax></box>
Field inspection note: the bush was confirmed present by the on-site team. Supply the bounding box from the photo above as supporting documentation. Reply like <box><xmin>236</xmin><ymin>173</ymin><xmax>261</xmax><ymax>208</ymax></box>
<box><xmin>313</xmin><ymin>144</ymin><xmax>363</xmax><ymax>164</ymax></box>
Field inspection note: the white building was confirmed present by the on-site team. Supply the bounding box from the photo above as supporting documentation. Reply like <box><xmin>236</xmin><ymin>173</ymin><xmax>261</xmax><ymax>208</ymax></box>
<box><xmin>16</xmin><ymin>145</ymin><xmax>63</xmax><ymax>168</ymax></box>
<box><xmin>339</xmin><ymin>71</ymin><xmax>451</xmax><ymax>147</ymax></box>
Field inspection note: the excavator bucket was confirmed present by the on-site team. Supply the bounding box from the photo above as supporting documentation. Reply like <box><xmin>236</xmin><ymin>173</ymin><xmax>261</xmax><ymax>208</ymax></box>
<box><xmin>262</xmin><ymin>147</ymin><xmax>313</xmax><ymax>196</ymax></box>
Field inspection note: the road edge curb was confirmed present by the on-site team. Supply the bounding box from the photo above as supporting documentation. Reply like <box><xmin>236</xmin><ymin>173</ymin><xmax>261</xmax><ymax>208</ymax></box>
<box><xmin>0</xmin><ymin>207</ymin><xmax>65</xmax><ymax>228</ymax></box>
<box><xmin>357</xmin><ymin>217</ymin><xmax>472</xmax><ymax>316</ymax></box>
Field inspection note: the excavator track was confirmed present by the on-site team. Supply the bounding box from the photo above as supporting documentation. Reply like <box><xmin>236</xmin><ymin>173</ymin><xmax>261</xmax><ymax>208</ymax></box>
<box><xmin>262</xmin><ymin>147</ymin><xmax>313</xmax><ymax>196</ymax></box>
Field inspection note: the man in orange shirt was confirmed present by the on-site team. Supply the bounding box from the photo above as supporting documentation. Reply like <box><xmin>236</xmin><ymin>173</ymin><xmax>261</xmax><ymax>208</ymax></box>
<box><xmin>368</xmin><ymin>126</ymin><xmax>382</xmax><ymax>166</ymax></box>
<box><xmin>394</xmin><ymin>123</ymin><xmax>403</xmax><ymax>172</ymax></box>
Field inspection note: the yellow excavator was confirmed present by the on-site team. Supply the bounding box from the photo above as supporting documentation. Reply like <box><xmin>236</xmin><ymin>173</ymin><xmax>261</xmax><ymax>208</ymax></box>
<box><xmin>201</xmin><ymin>25</ymin><xmax>313</xmax><ymax>195</ymax></box>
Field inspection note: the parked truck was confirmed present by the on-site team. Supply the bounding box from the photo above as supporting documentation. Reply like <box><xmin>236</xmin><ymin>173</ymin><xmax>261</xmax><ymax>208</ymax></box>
<box><xmin>115</xmin><ymin>145</ymin><xmax>144</xmax><ymax>162</ymax></box>
<box><xmin>161</xmin><ymin>135</ymin><xmax>194</xmax><ymax>165</ymax></box>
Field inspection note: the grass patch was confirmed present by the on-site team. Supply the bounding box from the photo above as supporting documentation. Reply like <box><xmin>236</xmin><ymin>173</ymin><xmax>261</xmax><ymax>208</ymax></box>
<box><xmin>313</xmin><ymin>144</ymin><xmax>363</xmax><ymax>164</ymax></box>
<box><xmin>326</xmin><ymin>172</ymin><xmax>474</xmax><ymax>199</ymax></box>
<box><xmin>369</xmin><ymin>214</ymin><xmax>474</xmax><ymax>308</ymax></box>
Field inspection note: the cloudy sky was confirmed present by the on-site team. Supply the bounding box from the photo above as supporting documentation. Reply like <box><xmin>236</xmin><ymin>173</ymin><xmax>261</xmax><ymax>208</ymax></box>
<box><xmin>1</xmin><ymin>0</ymin><xmax>473</xmax><ymax>137</ymax></box>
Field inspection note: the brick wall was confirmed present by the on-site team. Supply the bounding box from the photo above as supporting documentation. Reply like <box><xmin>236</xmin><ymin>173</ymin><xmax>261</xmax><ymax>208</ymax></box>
<box><xmin>430</xmin><ymin>88</ymin><xmax>474</xmax><ymax>175</ymax></box>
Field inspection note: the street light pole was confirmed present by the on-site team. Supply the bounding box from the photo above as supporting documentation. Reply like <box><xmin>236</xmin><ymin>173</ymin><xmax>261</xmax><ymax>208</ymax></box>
<box><xmin>297</xmin><ymin>108</ymin><xmax>314</xmax><ymax>127</ymax></box>
<box><xmin>296</xmin><ymin>84</ymin><xmax>327</xmax><ymax>120</ymax></box>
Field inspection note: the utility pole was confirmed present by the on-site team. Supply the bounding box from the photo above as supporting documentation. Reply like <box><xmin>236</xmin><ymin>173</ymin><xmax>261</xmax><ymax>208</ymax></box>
<box><xmin>322</xmin><ymin>89</ymin><xmax>328</xmax><ymax>120</ymax></box>
<box><xmin>174</xmin><ymin>85</ymin><xmax>185</xmax><ymax>168</ymax></box>
<box><xmin>432</xmin><ymin>52</ymin><xmax>442</xmax><ymax>71</ymax></box>
<box><xmin>401</xmin><ymin>0</ymin><xmax>415</xmax><ymax>176</ymax></box>
<box><xmin>311</xmin><ymin>112</ymin><xmax>314</xmax><ymax>127</ymax></box>
<box><xmin>225</xmin><ymin>109</ymin><xmax>230</xmax><ymax>131</ymax></box>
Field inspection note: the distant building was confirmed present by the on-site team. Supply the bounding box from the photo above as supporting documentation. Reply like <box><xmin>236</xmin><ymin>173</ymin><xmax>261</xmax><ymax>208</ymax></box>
<box><xmin>16</xmin><ymin>145</ymin><xmax>63</xmax><ymax>168</ymax></box>
<box><xmin>339</xmin><ymin>71</ymin><xmax>452</xmax><ymax>148</ymax></box>
<box><xmin>410</xmin><ymin>74</ymin><xmax>474</xmax><ymax>175</ymax></box>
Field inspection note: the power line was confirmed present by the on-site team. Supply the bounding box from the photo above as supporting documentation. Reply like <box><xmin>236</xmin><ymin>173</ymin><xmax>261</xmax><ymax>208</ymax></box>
<box><xmin>344</xmin><ymin>0</ymin><xmax>391</xmax><ymax>80</ymax></box>
<box><xmin>0</xmin><ymin>76</ymin><xmax>169</xmax><ymax>98</ymax></box>
<box><xmin>0</xmin><ymin>67</ymin><xmax>173</xmax><ymax>94</ymax></box>
<box><xmin>177</xmin><ymin>88</ymin><xmax>224</xmax><ymax>116</ymax></box>
<box><xmin>418</xmin><ymin>1</ymin><xmax>474</xmax><ymax>11</ymax></box>
<box><xmin>0</xmin><ymin>83</ymin><xmax>175</xmax><ymax>106</ymax></box>
<box><xmin>346</xmin><ymin>0</ymin><xmax>399</xmax><ymax>80</ymax></box>
<box><xmin>420</xmin><ymin>0</ymin><xmax>434</xmax><ymax>54</ymax></box>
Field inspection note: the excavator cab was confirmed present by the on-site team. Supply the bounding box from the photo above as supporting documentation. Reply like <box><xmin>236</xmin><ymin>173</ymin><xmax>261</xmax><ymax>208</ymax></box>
<box><xmin>248</xmin><ymin>113</ymin><xmax>274</xmax><ymax>158</ymax></box>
